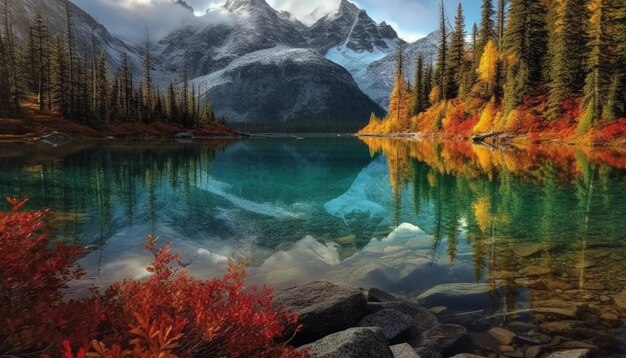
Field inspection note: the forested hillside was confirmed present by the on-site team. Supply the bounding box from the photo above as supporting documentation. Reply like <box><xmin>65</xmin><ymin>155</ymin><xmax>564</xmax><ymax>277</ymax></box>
<box><xmin>0</xmin><ymin>0</ymin><xmax>224</xmax><ymax>133</ymax></box>
<box><xmin>360</xmin><ymin>0</ymin><xmax>626</xmax><ymax>146</ymax></box>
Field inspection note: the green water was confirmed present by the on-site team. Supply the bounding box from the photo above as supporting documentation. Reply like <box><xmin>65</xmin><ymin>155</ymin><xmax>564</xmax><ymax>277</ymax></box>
<box><xmin>2</xmin><ymin>137</ymin><xmax>626</xmax><ymax>355</ymax></box>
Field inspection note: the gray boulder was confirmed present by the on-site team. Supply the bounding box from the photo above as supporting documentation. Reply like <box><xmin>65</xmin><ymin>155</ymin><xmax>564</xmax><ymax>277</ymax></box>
<box><xmin>274</xmin><ymin>281</ymin><xmax>368</xmax><ymax>343</ymax></box>
<box><xmin>546</xmin><ymin>350</ymin><xmax>591</xmax><ymax>358</ymax></box>
<box><xmin>357</xmin><ymin>309</ymin><xmax>414</xmax><ymax>341</ymax></box>
<box><xmin>390</xmin><ymin>343</ymin><xmax>419</xmax><ymax>358</ymax></box>
<box><xmin>368</xmin><ymin>301</ymin><xmax>440</xmax><ymax>333</ymax></box>
<box><xmin>300</xmin><ymin>327</ymin><xmax>393</xmax><ymax>358</ymax></box>
<box><xmin>416</xmin><ymin>283</ymin><xmax>500</xmax><ymax>311</ymax></box>
<box><xmin>368</xmin><ymin>287</ymin><xmax>398</xmax><ymax>302</ymax></box>
<box><xmin>419</xmin><ymin>324</ymin><xmax>472</xmax><ymax>356</ymax></box>
<box><xmin>413</xmin><ymin>347</ymin><xmax>443</xmax><ymax>358</ymax></box>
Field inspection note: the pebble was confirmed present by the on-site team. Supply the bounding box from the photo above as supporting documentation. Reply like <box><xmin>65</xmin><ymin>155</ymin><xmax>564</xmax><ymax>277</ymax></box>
<box><xmin>488</xmin><ymin>327</ymin><xmax>516</xmax><ymax>345</ymax></box>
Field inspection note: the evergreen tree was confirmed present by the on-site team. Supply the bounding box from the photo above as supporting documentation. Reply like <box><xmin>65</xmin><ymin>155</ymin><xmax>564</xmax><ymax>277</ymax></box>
<box><xmin>143</xmin><ymin>29</ymin><xmax>153</xmax><ymax>123</ymax></box>
<box><xmin>50</xmin><ymin>35</ymin><xmax>69</xmax><ymax>115</ymax></box>
<box><xmin>547</xmin><ymin>0</ymin><xmax>589</xmax><ymax>120</ymax></box>
<box><xmin>410</xmin><ymin>55</ymin><xmax>425</xmax><ymax>115</ymax></box>
<box><xmin>27</xmin><ymin>13</ymin><xmax>49</xmax><ymax>110</ymax></box>
<box><xmin>435</xmin><ymin>0</ymin><xmax>449</xmax><ymax>101</ymax></box>
<box><xmin>496</xmin><ymin>0</ymin><xmax>506</xmax><ymax>48</ymax></box>
<box><xmin>503</xmin><ymin>0</ymin><xmax>548</xmax><ymax>113</ymax></box>
<box><xmin>471</xmin><ymin>23</ymin><xmax>480</xmax><ymax>67</ymax></box>
<box><xmin>478</xmin><ymin>0</ymin><xmax>496</xmax><ymax>53</ymax></box>
<box><xmin>168</xmin><ymin>82</ymin><xmax>178</xmax><ymax>123</ymax></box>
<box><xmin>64</xmin><ymin>0</ymin><xmax>76</xmax><ymax>115</ymax></box>
<box><xmin>95</xmin><ymin>52</ymin><xmax>108</xmax><ymax>124</ymax></box>
<box><xmin>448</xmin><ymin>3</ymin><xmax>466</xmax><ymax>98</ymax></box>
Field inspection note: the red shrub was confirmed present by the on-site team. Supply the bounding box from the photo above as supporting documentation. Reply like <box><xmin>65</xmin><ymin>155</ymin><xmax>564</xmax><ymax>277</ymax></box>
<box><xmin>0</xmin><ymin>198</ymin><xmax>98</xmax><ymax>355</ymax></box>
<box><xmin>1</xmin><ymin>199</ymin><xmax>306</xmax><ymax>358</ymax></box>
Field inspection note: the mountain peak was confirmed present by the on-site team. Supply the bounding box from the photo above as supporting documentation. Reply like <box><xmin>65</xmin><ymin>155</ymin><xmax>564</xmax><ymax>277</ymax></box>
<box><xmin>337</xmin><ymin>0</ymin><xmax>359</xmax><ymax>15</ymax></box>
<box><xmin>173</xmin><ymin>0</ymin><xmax>194</xmax><ymax>12</ymax></box>
<box><xmin>224</xmin><ymin>0</ymin><xmax>271</xmax><ymax>12</ymax></box>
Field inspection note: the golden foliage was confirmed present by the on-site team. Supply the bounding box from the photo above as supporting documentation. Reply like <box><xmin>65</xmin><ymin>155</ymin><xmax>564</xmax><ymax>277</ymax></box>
<box><xmin>478</xmin><ymin>40</ymin><xmax>499</xmax><ymax>85</ymax></box>
<box><xmin>473</xmin><ymin>97</ymin><xmax>498</xmax><ymax>134</ymax></box>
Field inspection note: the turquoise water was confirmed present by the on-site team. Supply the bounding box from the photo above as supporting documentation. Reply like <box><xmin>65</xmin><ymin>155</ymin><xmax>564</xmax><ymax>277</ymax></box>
<box><xmin>2</xmin><ymin>137</ymin><xmax>626</xmax><ymax>355</ymax></box>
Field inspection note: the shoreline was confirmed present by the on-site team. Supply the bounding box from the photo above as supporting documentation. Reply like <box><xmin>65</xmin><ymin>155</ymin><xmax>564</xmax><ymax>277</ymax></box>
<box><xmin>279</xmin><ymin>281</ymin><xmax>608</xmax><ymax>358</ymax></box>
<box><xmin>356</xmin><ymin>132</ymin><xmax>626</xmax><ymax>149</ymax></box>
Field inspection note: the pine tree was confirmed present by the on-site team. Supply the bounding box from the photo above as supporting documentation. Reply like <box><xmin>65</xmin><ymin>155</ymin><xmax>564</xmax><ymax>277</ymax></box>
<box><xmin>503</xmin><ymin>0</ymin><xmax>548</xmax><ymax>113</ymax></box>
<box><xmin>0</xmin><ymin>26</ymin><xmax>9</xmax><ymax>112</ymax></box>
<box><xmin>3</xmin><ymin>0</ymin><xmax>20</xmax><ymax>110</ymax></box>
<box><xmin>410</xmin><ymin>55</ymin><xmax>425</xmax><ymax>115</ymax></box>
<box><xmin>496</xmin><ymin>0</ymin><xmax>506</xmax><ymax>48</ymax></box>
<box><xmin>435</xmin><ymin>0</ymin><xmax>448</xmax><ymax>101</ymax></box>
<box><xmin>423</xmin><ymin>63</ymin><xmax>434</xmax><ymax>109</ymax></box>
<box><xmin>580</xmin><ymin>0</ymin><xmax>626</xmax><ymax>130</ymax></box>
<box><xmin>547</xmin><ymin>0</ymin><xmax>589</xmax><ymax>120</ymax></box>
<box><xmin>64</xmin><ymin>0</ymin><xmax>76</xmax><ymax>115</ymax></box>
<box><xmin>478</xmin><ymin>0</ymin><xmax>496</xmax><ymax>53</ymax></box>
<box><xmin>143</xmin><ymin>29</ymin><xmax>153</xmax><ymax>123</ymax></box>
<box><xmin>471</xmin><ymin>23</ymin><xmax>480</xmax><ymax>67</ymax></box>
<box><xmin>95</xmin><ymin>53</ymin><xmax>108</xmax><ymax>124</ymax></box>
<box><xmin>448</xmin><ymin>3</ymin><xmax>466</xmax><ymax>98</ymax></box>
<box><xmin>168</xmin><ymin>82</ymin><xmax>178</xmax><ymax>123</ymax></box>
<box><xmin>51</xmin><ymin>35</ymin><xmax>69</xmax><ymax>115</ymax></box>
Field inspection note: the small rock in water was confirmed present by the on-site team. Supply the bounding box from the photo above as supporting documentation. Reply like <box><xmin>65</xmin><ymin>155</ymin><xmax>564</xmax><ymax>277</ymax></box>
<box><xmin>500</xmin><ymin>345</ymin><xmax>515</xmax><ymax>353</ymax></box>
<box><xmin>450</xmin><ymin>355</ymin><xmax>487</xmax><ymax>358</ymax></box>
<box><xmin>488</xmin><ymin>327</ymin><xmax>517</xmax><ymax>345</ymax></box>
<box><xmin>581</xmin><ymin>282</ymin><xmax>604</xmax><ymax>290</ymax></box>
<box><xmin>300</xmin><ymin>327</ymin><xmax>393</xmax><ymax>358</ymax></box>
<box><xmin>413</xmin><ymin>347</ymin><xmax>443</xmax><ymax>358</ymax></box>
<box><xmin>513</xmin><ymin>244</ymin><xmax>544</xmax><ymax>258</ymax></box>
<box><xmin>545</xmin><ymin>349</ymin><xmax>590</xmax><ymax>358</ymax></box>
<box><xmin>368</xmin><ymin>287</ymin><xmax>397</xmax><ymax>302</ymax></box>
<box><xmin>420</xmin><ymin>324</ymin><xmax>471</xmax><ymax>356</ymax></box>
<box><xmin>417</xmin><ymin>283</ymin><xmax>497</xmax><ymax>311</ymax></box>
<box><xmin>357</xmin><ymin>309</ymin><xmax>414</xmax><ymax>341</ymax></box>
<box><xmin>389</xmin><ymin>343</ymin><xmax>419</xmax><ymax>358</ymax></box>
<box><xmin>613</xmin><ymin>288</ymin><xmax>626</xmax><ymax>309</ymax></box>
<box><xmin>429</xmin><ymin>306</ymin><xmax>447</xmax><ymax>314</ymax></box>
<box><xmin>520</xmin><ymin>266</ymin><xmax>552</xmax><ymax>276</ymax></box>
<box><xmin>524</xmin><ymin>345</ymin><xmax>542</xmax><ymax>358</ymax></box>
<box><xmin>367</xmin><ymin>301</ymin><xmax>440</xmax><ymax>334</ymax></box>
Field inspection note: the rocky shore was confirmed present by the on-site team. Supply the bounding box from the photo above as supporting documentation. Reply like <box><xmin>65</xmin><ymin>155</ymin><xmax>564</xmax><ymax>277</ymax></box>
<box><xmin>273</xmin><ymin>281</ymin><xmax>605</xmax><ymax>358</ymax></box>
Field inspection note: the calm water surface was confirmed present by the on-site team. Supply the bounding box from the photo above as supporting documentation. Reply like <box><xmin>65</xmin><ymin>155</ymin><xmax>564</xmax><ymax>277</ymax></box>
<box><xmin>2</xmin><ymin>137</ymin><xmax>626</xmax><ymax>355</ymax></box>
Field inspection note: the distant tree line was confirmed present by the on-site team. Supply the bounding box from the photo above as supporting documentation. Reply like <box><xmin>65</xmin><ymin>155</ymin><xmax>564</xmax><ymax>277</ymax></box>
<box><xmin>365</xmin><ymin>0</ymin><xmax>626</xmax><ymax>135</ymax></box>
<box><xmin>0</xmin><ymin>0</ymin><xmax>221</xmax><ymax>128</ymax></box>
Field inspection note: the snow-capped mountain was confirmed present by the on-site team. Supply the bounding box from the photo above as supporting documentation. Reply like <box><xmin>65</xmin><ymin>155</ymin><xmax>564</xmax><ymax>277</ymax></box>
<box><xmin>189</xmin><ymin>47</ymin><xmax>382</xmax><ymax>131</ymax></box>
<box><xmin>6</xmin><ymin>0</ymin><xmax>143</xmax><ymax>72</ymax></box>
<box><xmin>8</xmin><ymin>0</ymin><xmax>440</xmax><ymax>131</ymax></box>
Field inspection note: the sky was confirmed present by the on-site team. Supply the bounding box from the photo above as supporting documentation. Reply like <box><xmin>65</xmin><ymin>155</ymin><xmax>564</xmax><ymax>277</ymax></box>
<box><xmin>72</xmin><ymin>0</ymin><xmax>481</xmax><ymax>43</ymax></box>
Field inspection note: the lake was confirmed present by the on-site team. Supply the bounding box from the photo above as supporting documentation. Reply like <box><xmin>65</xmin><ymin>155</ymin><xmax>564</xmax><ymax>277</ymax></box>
<box><xmin>2</xmin><ymin>137</ymin><xmax>626</xmax><ymax>356</ymax></box>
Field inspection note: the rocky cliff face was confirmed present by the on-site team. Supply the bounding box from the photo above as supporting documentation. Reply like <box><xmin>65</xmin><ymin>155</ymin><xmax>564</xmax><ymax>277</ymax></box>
<box><xmin>189</xmin><ymin>47</ymin><xmax>384</xmax><ymax>132</ymax></box>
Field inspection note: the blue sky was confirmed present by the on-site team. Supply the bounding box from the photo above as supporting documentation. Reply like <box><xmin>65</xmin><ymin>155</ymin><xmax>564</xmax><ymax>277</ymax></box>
<box><xmin>73</xmin><ymin>0</ymin><xmax>481</xmax><ymax>42</ymax></box>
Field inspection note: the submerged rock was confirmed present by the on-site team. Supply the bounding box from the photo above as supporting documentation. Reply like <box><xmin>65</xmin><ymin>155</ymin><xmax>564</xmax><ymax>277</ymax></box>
<box><xmin>357</xmin><ymin>309</ymin><xmax>413</xmax><ymax>341</ymax></box>
<box><xmin>488</xmin><ymin>327</ymin><xmax>516</xmax><ymax>345</ymax></box>
<box><xmin>389</xmin><ymin>343</ymin><xmax>420</xmax><ymax>358</ymax></box>
<box><xmin>368</xmin><ymin>287</ymin><xmax>397</xmax><ymax>302</ymax></box>
<box><xmin>300</xmin><ymin>327</ymin><xmax>393</xmax><ymax>358</ymax></box>
<box><xmin>614</xmin><ymin>289</ymin><xmax>626</xmax><ymax>309</ymax></box>
<box><xmin>416</xmin><ymin>283</ymin><xmax>496</xmax><ymax>311</ymax></box>
<box><xmin>419</xmin><ymin>324</ymin><xmax>471</xmax><ymax>356</ymax></box>
<box><xmin>545</xmin><ymin>349</ymin><xmax>590</xmax><ymax>358</ymax></box>
<box><xmin>273</xmin><ymin>281</ymin><xmax>367</xmax><ymax>343</ymax></box>
<box><xmin>367</xmin><ymin>301</ymin><xmax>440</xmax><ymax>333</ymax></box>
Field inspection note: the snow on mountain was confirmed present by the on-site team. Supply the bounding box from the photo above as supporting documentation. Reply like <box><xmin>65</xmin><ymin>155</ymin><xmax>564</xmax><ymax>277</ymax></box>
<box><xmin>364</xmin><ymin>31</ymin><xmax>440</xmax><ymax>109</ymax></box>
<box><xmin>188</xmin><ymin>46</ymin><xmax>383</xmax><ymax>131</ymax></box>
